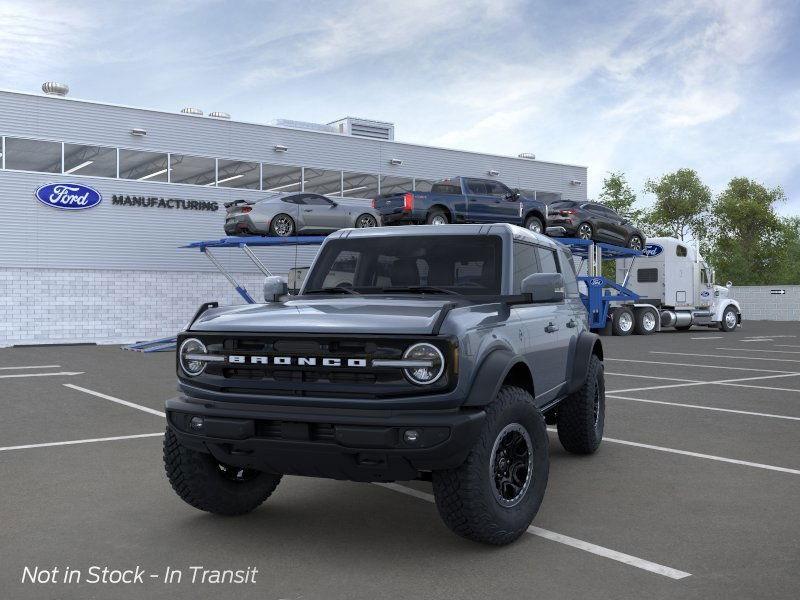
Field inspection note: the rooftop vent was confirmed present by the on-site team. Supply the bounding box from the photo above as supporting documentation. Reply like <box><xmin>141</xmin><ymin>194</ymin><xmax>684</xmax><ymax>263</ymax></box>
<box><xmin>208</xmin><ymin>111</ymin><xmax>230</xmax><ymax>119</ymax></box>
<box><xmin>518</xmin><ymin>152</ymin><xmax>536</xmax><ymax>160</ymax></box>
<box><xmin>269</xmin><ymin>119</ymin><xmax>337</xmax><ymax>134</ymax></box>
<box><xmin>328</xmin><ymin>117</ymin><xmax>394</xmax><ymax>141</ymax></box>
<box><xmin>180</xmin><ymin>107</ymin><xmax>203</xmax><ymax>116</ymax></box>
<box><xmin>42</xmin><ymin>82</ymin><xmax>69</xmax><ymax>96</ymax></box>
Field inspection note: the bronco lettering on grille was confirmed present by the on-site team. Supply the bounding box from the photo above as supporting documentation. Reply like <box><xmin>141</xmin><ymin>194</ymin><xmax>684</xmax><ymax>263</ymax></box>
<box><xmin>227</xmin><ymin>355</ymin><xmax>368</xmax><ymax>368</ymax></box>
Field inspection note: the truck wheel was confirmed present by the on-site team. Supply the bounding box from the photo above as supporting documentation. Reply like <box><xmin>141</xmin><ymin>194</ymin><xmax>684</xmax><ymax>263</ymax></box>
<box><xmin>426</xmin><ymin>209</ymin><xmax>449</xmax><ymax>225</ymax></box>
<box><xmin>719</xmin><ymin>306</ymin><xmax>739</xmax><ymax>332</ymax></box>
<box><xmin>431</xmin><ymin>386</ymin><xmax>548</xmax><ymax>545</ymax></box>
<box><xmin>633</xmin><ymin>308</ymin><xmax>657</xmax><ymax>335</ymax></box>
<box><xmin>611</xmin><ymin>307</ymin><xmax>634</xmax><ymax>336</ymax></box>
<box><xmin>524</xmin><ymin>215</ymin><xmax>544</xmax><ymax>234</ymax></box>
<box><xmin>163</xmin><ymin>428</ymin><xmax>282</xmax><ymax>516</ymax></box>
<box><xmin>269</xmin><ymin>213</ymin><xmax>295</xmax><ymax>237</ymax></box>
<box><xmin>556</xmin><ymin>354</ymin><xmax>604</xmax><ymax>454</ymax></box>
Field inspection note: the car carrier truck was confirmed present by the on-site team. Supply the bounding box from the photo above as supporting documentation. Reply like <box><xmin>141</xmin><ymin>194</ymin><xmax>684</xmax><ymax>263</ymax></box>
<box><xmin>606</xmin><ymin>236</ymin><xmax>742</xmax><ymax>335</ymax></box>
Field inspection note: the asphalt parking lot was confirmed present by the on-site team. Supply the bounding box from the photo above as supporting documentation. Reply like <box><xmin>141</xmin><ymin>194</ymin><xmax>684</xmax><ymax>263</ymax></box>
<box><xmin>1</xmin><ymin>321</ymin><xmax>799</xmax><ymax>600</ymax></box>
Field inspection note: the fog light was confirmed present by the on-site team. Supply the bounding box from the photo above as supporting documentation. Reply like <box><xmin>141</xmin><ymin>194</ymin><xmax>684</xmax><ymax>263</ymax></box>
<box><xmin>403</xmin><ymin>429</ymin><xmax>420</xmax><ymax>444</ymax></box>
<box><xmin>189</xmin><ymin>416</ymin><xmax>204</xmax><ymax>431</ymax></box>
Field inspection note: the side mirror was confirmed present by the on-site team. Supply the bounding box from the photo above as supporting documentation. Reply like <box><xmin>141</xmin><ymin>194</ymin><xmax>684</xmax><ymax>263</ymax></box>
<box><xmin>726</xmin><ymin>281</ymin><xmax>732</xmax><ymax>289</ymax></box>
<box><xmin>329</xmin><ymin>200</ymin><xmax>338</xmax><ymax>207</ymax></box>
<box><xmin>521</xmin><ymin>272</ymin><xmax>565</xmax><ymax>303</ymax></box>
<box><xmin>264</xmin><ymin>276</ymin><xmax>288</xmax><ymax>302</ymax></box>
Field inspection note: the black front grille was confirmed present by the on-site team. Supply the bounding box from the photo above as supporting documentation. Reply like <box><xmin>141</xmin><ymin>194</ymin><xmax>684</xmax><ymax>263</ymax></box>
<box><xmin>180</xmin><ymin>333</ymin><xmax>456</xmax><ymax>400</ymax></box>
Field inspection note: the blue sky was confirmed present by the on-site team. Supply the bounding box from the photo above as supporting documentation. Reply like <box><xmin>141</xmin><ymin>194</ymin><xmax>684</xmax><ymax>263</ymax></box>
<box><xmin>2</xmin><ymin>0</ymin><xmax>799</xmax><ymax>213</ymax></box>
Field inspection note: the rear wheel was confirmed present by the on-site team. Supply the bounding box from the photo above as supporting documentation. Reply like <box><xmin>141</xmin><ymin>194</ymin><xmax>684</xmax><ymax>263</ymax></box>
<box><xmin>524</xmin><ymin>215</ymin><xmax>544</xmax><ymax>234</ymax></box>
<box><xmin>612</xmin><ymin>307</ymin><xmax>634</xmax><ymax>336</ymax></box>
<box><xmin>269</xmin><ymin>213</ymin><xmax>295</xmax><ymax>237</ymax></box>
<box><xmin>719</xmin><ymin>306</ymin><xmax>738</xmax><ymax>332</ymax></box>
<box><xmin>432</xmin><ymin>386</ymin><xmax>549</xmax><ymax>545</ymax></box>
<box><xmin>163</xmin><ymin>428</ymin><xmax>281</xmax><ymax>515</ymax></box>
<box><xmin>577</xmin><ymin>222</ymin><xmax>593</xmax><ymax>240</ymax></box>
<box><xmin>426</xmin><ymin>209</ymin><xmax>449</xmax><ymax>225</ymax></box>
<box><xmin>556</xmin><ymin>354</ymin><xmax>604</xmax><ymax>454</ymax></box>
<box><xmin>634</xmin><ymin>308</ymin><xmax>657</xmax><ymax>335</ymax></box>
<box><xmin>355</xmin><ymin>213</ymin><xmax>378</xmax><ymax>228</ymax></box>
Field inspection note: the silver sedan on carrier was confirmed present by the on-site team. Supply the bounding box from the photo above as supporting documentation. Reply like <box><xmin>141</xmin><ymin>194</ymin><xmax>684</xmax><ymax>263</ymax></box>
<box><xmin>224</xmin><ymin>192</ymin><xmax>382</xmax><ymax>237</ymax></box>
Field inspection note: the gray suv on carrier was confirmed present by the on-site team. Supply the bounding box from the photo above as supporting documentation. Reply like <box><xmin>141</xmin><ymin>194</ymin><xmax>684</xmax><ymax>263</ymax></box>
<box><xmin>164</xmin><ymin>224</ymin><xmax>605</xmax><ymax>545</ymax></box>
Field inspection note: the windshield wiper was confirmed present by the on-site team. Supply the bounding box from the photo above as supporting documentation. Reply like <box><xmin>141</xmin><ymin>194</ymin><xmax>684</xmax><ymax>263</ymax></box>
<box><xmin>379</xmin><ymin>286</ymin><xmax>459</xmax><ymax>295</ymax></box>
<box><xmin>305</xmin><ymin>287</ymin><xmax>360</xmax><ymax>295</ymax></box>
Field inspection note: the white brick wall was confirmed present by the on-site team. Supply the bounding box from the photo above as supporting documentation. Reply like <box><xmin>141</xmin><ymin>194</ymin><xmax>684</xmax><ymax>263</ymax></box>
<box><xmin>729</xmin><ymin>286</ymin><xmax>800</xmax><ymax>322</ymax></box>
<box><xmin>0</xmin><ymin>268</ymin><xmax>268</xmax><ymax>347</ymax></box>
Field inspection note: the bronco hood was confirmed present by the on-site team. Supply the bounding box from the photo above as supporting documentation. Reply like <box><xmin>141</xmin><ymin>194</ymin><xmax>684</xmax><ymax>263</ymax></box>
<box><xmin>190</xmin><ymin>297</ymin><xmax>454</xmax><ymax>335</ymax></box>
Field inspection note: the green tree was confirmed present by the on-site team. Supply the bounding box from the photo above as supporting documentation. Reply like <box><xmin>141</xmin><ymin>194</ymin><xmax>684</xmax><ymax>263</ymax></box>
<box><xmin>598</xmin><ymin>171</ymin><xmax>641</xmax><ymax>221</ymax></box>
<box><xmin>706</xmin><ymin>177</ymin><xmax>788</xmax><ymax>285</ymax></box>
<box><xmin>642</xmin><ymin>169</ymin><xmax>711</xmax><ymax>241</ymax></box>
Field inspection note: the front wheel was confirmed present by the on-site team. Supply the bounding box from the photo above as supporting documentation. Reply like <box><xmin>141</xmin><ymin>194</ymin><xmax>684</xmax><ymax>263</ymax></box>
<box><xmin>627</xmin><ymin>235</ymin><xmax>644</xmax><ymax>251</ymax></box>
<box><xmin>524</xmin><ymin>215</ymin><xmax>544</xmax><ymax>234</ymax></box>
<box><xmin>163</xmin><ymin>428</ymin><xmax>282</xmax><ymax>515</ymax></box>
<box><xmin>719</xmin><ymin>306</ymin><xmax>739</xmax><ymax>332</ymax></box>
<box><xmin>432</xmin><ymin>386</ymin><xmax>549</xmax><ymax>545</ymax></box>
<box><xmin>355</xmin><ymin>213</ymin><xmax>378</xmax><ymax>228</ymax></box>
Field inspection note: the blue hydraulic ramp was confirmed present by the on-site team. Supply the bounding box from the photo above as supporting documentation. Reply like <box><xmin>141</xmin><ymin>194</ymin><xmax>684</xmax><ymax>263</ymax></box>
<box><xmin>123</xmin><ymin>235</ymin><xmax>327</xmax><ymax>352</ymax></box>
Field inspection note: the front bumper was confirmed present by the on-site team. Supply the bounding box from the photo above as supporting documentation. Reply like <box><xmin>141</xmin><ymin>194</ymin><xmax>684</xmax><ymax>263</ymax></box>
<box><xmin>166</xmin><ymin>395</ymin><xmax>485</xmax><ymax>482</ymax></box>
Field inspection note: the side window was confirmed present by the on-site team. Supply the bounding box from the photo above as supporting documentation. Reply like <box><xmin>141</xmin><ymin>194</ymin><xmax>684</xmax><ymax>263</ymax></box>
<box><xmin>676</xmin><ymin>245</ymin><xmax>688</xmax><ymax>257</ymax></box>
<box><xmin>700</xmin><ymin>269</ymin><xmax>709</xmax><ymax>284</ymax></box>
<box><xmin>304</xmin><ymin>195</ymin><xmax>333</xmax><ymax>206</ymax></box>
<box><xmin>282</xmin><ymin>195</ymin><xmax>304</xmax><ymax>204</ymax></box>
<box><xmin>430</xmin><ymin>181</ymin><xmax>461</xmax><ymax>194</ymax></box>
<box><xmin>536</xmin><ymin>246</ymin><xmax>559</xmax><ymax>274</ymax></box>
<box><xmin>513</xmin><ymin>242</ymin><xmax>540</xmax><ymax>293</ymax></box>
<box><xmin>558</xmin><ymin>248</ymin><xmax>580</xmax><ymax>297</ymax></box>
<box><xmin>466</xmin><ymin>179</ymin><xmax>488</xmax><ymax>195</ymax></box>
<box><xmin>486</xmin><ymin>181</ymin><xmax>511</xmax><ymax>197</ymax></box>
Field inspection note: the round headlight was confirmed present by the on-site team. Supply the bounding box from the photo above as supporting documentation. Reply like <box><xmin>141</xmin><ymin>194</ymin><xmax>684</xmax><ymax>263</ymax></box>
<box><xmin>403</xmin><ymin>342</ymin><xmax>445</xmax><ymax>385</ymax></box>
<box><xmin>179</xmin><ymin>338</ymin><xmax>207</xmax><ymax>376</ymax></box>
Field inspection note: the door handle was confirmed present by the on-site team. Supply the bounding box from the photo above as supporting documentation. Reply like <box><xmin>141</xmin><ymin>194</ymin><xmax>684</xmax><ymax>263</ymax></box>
<box><xmin>567</xmin><ymin>319</ymin><xmax>577</xmax><ymax>328</ymax></box>
<box><xmin>545</xmin><ymin>322</ymin><xmax>559</xmax><ymax>333</ymax></box>
<box><xmin>303</xmin><ymin>209</ymin><xmax>313</xmax><ymax>212</ymax></box>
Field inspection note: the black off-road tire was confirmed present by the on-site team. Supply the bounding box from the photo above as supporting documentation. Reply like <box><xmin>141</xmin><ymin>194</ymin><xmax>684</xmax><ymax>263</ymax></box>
<box><xmin>426</xmin><ymin>208</ymin><xmax>449</xmax><ymax>225</ymax></box>
<box><xmin>431</xmin><ymin>386</ymin><xmax>549</xmax><ymax>545</ymax></box>
<box><xmin>557</xmin><ymin>354</ymin><xmax>604</xmax><ymax>454</ymax></box>
<box><xmin>163</xmin><ymin>428</ymin><xmax>282</xmax><ymax>516</ymax></box>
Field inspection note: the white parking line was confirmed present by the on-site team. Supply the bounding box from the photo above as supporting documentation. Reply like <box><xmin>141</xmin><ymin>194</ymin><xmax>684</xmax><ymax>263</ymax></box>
<box><xmin>607</xmin><ymin>394</ymin><xmax>800</xmax><ymax>421</ymax></box>
<box><xmin>374</xmin><ymin>483</ymin><xmax>691</xmax><ymax>580</ymax></box>
<box><xmin>607</xmin><ymin>372</ymin><xmax>800</xmax><ymax>394</ymax></box>
<box><xmin>690</xmin><ymin>336</ymin><xmax>723</xmax><ymax>340</ymax></box>
<box><xmin>606</xmin><ymin>373</ymin><xmax>702</xmax><ymax>383</ymax></box>
<box><xmin>0</xmin><ymin>364</ymin><xmax>61</xmax><ymax>370</ymax></box>
<box><xmin>606</xmin><ymin>358</ymin><xmax>796</xmax><ymax>374</ymax></box>
<box><xmin>715</xmin><ymin>348</ymin><xmax>800</xmax><ymax>354</ymax></box>
<box><xmin>0</xmin><ymin>433</ymin><xmax>164</xmax><ymax>453</ymax></box>
<box><xmin>776</xmin><ymin>345</ymin><xmax>800</xmax><ymax>349</ymax></box>
<box><xmin>650</xmin><ymin>351</ymin><xmax>800</xmax><ymax>364</ymax></box>
<box><xmin>64</xmin><ymin>384</ymin><xmax>166</xmax><ymax>418</ymax></box>
<box><xmin>0</xmin><ymin>371</ymin><xmax>84</xmax><ymax>379</ymax></box>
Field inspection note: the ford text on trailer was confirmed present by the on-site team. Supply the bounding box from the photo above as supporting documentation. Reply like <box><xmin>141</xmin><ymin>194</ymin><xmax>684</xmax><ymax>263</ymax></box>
<box><xmin>612</xmin><ymin>237</ymin><xmax>741</xmax><ymax>334</ymax></box>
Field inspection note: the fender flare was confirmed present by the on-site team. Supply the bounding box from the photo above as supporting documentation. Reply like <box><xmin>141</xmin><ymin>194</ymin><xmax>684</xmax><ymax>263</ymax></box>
<box><xmin>567</xmin><ymin>332</ymin><xmax>603</xmax><ymax>394</ymax></box>
<box><xmin>463</xmin><ymin>348</ymin><xmax>521</xmax><ymax>407</ymax></box>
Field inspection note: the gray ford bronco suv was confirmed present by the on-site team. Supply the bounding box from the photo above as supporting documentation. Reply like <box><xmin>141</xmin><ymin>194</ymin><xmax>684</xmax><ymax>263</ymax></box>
<box><xmin>164</xmin><ymin>224</ymin><xmax>605</xmax><ymax>545</ymax></box>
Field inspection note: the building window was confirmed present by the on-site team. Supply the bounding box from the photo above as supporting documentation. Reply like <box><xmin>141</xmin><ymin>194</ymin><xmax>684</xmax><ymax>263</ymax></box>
<box><xmin>414</xmin><ymin>178</ymin><xmax>436</xmax><ymax>192</ymax></box>
<box><xmin>4</xmin><ymin>137</ymin><xmax>61</xmax><ymax>173</ymax></box>
<box><xmin>304</xmin><ymin>168</ymin><xmax>342</xmax><ymax>196</ymax></box>
<box><xmin>379</xmin><ymin>175</ymin><xmax>413</xmax><ymax>195</ymax></box>
<box><xmin>170</xmin><ymin>154</ymin><xmax>216</xmax><ymax>186</ymax></box>
<box><xmin>119</xmin><ymin>149</ymin><xmax>169</xmax><ymax>182</ymax></box>
<box><xmin>342</xmin><ymin>171</ymin><xmax>379</xmax><ymax>198</ymax></box>
<box><xmin>216</xmin><ymin>159</ymin><xmax>260</xmax><ymax>189</ymax></box>
<box><xmin>63</xmin><ymin>144</ymin><xmax>117</xmax><ymax>177</ymax></box>
<box><xmin>262</xmin><ymin>163</ymin><xmax>302</xmax><ymax>193</ymax></box>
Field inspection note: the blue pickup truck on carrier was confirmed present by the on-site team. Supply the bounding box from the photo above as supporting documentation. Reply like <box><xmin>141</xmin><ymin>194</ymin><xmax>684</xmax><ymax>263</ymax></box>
<box><xmin>373</xmin><ymin>177</ymin><xmax>549</xmax><ymax>234</ymax></box>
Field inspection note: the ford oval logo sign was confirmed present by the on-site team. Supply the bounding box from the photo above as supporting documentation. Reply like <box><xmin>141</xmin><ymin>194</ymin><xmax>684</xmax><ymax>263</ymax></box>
<box><xmin>642</xmin><ymin>243</ymin><xmax>663</xmax><ymax>257</ymax></box>
<box><xmin>35</xmin><ymin>183</ymin><xmax>102</xmax><ymax>210</ymax></box>
<box><xmin>589</xmin><ymin>278</ymin><xmax>603</xmax><ymax>287</ymax></box>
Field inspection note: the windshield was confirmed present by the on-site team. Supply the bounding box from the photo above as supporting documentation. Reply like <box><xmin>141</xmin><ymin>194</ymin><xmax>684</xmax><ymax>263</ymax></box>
<box><xmin>304</xmin><ymin>235</ymin><xmax>503</xmax><ymax>295</ymax></box>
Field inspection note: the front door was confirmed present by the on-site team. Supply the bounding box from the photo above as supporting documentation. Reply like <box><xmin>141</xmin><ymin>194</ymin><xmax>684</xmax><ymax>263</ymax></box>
<box><xmin>300</xmin><ymin>195</ymin><xmax>348</xmax><ymax>232</ymax></box>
